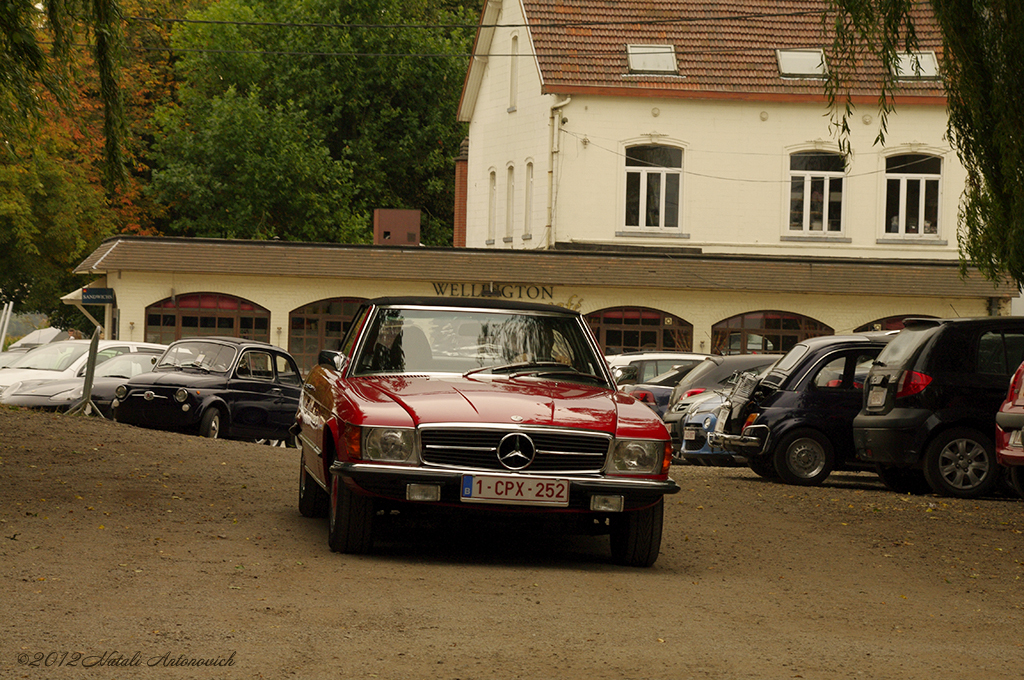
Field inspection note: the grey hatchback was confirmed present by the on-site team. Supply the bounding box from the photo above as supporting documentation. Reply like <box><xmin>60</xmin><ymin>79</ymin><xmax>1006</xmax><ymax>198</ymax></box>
<box><xmin>853</xmin><ymin>317</ymin><xmax>1024</xmax><ymax>498</ymax></box>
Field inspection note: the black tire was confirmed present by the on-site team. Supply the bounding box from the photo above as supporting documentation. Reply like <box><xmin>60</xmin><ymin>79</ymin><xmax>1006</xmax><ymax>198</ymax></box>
<box><xmin>298</xmin><ymin>457</ymin><xmax>329</xmax><ymax>518</ymax></box>
<box><xmin>747</xmin><ymin>453</ymin><xmax>778</xmax><ymax>479</ymax></box>
<box><xmin>1009</xmin><ymin>466</ymin><xmax>1024</xmax><ymax>500</ymax></box>
<box><xmin>328</xmin><ymin>474</ymin><xmax>374</xmax><ymax>554</ymax></box>
<box><xmin>922</xmin><ymin>428</ymin><xmax>1000</xmax><ymax>498</ymax></box>
<box><xmin>875</xmin><ymin>464</ymin><xmax>932</xmax><ymax>495</ymax></box>
<box><xmin>609</xmin><ymin>498</ymin><xmax>664</xmax><ymax>567</ymax></box>
<box><xmin>199</xmin><ymin>408</ymin><xmax>222</xmax><ymax>439</ymax></box>
<box><xmin>772</xmin><ymin>429</ymin><xmax>835</xmax><ymax>486</ymax></box>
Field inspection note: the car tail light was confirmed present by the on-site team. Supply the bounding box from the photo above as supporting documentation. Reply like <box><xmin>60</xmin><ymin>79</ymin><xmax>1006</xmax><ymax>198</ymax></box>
<box><xmin>895</xmin><ymin>370</ymin><xmax>932</xmax><ymax>399</ymax></box>
<box><xmin>632</xmin><ymin>389</ymin><xmax>656</xmax><ymax>404</ymax></box>
<box><xmin>680</xmin><ymin>388</ymin><xmax>706</xmax><ymax>400</ymax></box>
<box><xmin>1010</xmin><ymin>364</ymin><xmax>1024</xmax><ymax>400</ymax></box>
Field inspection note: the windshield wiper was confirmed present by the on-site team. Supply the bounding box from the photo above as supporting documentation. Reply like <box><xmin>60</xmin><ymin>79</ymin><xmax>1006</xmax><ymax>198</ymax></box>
<box><xmin>463</xmin><ymin>360</ymin><xmax>573</xmax><ymax>378</ymax></box>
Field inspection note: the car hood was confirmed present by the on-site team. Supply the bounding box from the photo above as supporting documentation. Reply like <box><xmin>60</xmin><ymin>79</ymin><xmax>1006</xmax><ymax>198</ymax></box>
<box><xmin>0</xmin><ymin>367</ymin><xmax>78</xmax><ymax>388</ymax></box>
<box><xmin>123</xmin><ymin>370</ymin><xmax>227</xmax><ymax>390</ymax></box>
<box><xmin>348</xmin><ymin>375</ymin><xmax>665</xmax><ymax>438</ymax></box>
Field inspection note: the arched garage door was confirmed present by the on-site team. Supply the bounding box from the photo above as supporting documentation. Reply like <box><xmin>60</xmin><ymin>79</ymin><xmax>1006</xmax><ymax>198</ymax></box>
<box><xmin>586</xmin><ymin>307</ymin><xmax>694</xmax><ymax>354</ymax></box>
<box><xmin>289</xmin><ymin>297</ymin><xmax>367</xmax><ymax>374</ymax></box>
<box><xmin>145</xmin><ymin>293</ymin><xmax>270</xmax><ymax>345</ymax></box>
<box><xmin>712</xmin><ymin>310</ymin><xmax>831</xmax><ymax>355</ymax></box>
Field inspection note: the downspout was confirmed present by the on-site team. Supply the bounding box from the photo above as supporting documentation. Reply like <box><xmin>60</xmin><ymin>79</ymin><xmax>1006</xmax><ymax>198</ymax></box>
<box><xmin>546</xmin><ymin>95</ymin><xmax>571</xmax><ymax>249</ymax></box>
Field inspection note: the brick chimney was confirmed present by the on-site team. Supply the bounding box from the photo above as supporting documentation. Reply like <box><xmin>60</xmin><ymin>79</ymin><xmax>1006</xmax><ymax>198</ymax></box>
<box><xmin>453</xmin><ymin>137</ymin><xmax>469</xmax><ymax>248</ymax></box>
<box><xmin>373</xmin><ymin>209</ymin><xmax>421</xmax><ymax>246</ymax></box>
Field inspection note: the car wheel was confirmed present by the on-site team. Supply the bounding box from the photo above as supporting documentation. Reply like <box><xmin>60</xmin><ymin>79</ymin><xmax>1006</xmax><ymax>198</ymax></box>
<box><xmin>875</xmin><ymin>464</ymin><xmax>932</xmax><ymax>495</ymax></box>
<box><xmin>773</xmin><ymin>429</ymin><xmax>835</xmax><ymax>486</ymax></box>
<box><xmin>1010</xmin><ymin>466</ymin><xmax>1024</xmax><ymax>499</ymax></box>
<box><xmin>609</xmin><ymin>498</ymin><xmax>664</xmax><ymax>568</ymax></box>
<box><xmin>922</xmin><ymin>428</ymin><xmax>1000</xmax><ymax>498</ymax></box>
<box><xmin>328</xmin><ymin>474</ymin><xmax>374</xmax><ymax>554</ymax></box>
<box><xmin>199</xmin><ymin>408</ymin><xmax>221</xmax><ymax>439</ymax></box>
<box><xmin>747</xmin><ymin>453</ymin><xmax>778</xmax><ymax>479</ymax></box>
<box><xmin>298</xmin><ymin>457</ymin><xmax>329</xmax><ymax>518</ymax></box>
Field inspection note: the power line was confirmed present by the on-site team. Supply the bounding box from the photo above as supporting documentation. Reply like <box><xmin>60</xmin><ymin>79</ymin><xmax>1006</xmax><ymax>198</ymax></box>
<box><xmin>129</xmin><ymin>8</ymin><xmax>823</xmax><ymax>32</ymax></box>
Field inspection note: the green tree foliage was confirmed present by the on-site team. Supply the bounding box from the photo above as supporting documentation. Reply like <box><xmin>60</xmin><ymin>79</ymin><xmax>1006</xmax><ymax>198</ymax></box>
<box><xmin>826</xmin><ymin>0</ymin><xmax>1024</xmax><ymax>287</ymax></box>
<box><xmin>149</xmin><ymin>86</ymin><xmax>363</xmax><ymax>241</ymax></box>
<box><xmin>152</xmin><ymin>0</ymin><xmax>476</xmax><ymax>245</ymax></box>
<box><xmin>0</xmin><ymin>119</ymin><xmax>116</xmax><ymax>328</ymax></box>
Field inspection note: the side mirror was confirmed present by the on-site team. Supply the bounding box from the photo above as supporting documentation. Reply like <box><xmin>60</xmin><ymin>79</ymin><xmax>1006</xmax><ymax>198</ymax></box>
<box><xmin>317</xmin><ymin>350</ymin><xmax>347</xmax><ymax>372</ymax></box>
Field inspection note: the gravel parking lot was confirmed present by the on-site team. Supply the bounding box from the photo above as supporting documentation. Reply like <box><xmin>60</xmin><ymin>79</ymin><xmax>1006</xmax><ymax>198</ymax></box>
<box><xmin>2</xmin><ymin>408</ymin><xmax>1022</xmax><ymax>679</ymax></box>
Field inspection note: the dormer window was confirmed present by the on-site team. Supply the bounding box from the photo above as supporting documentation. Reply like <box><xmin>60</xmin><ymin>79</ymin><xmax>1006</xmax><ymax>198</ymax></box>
<box><xmin>776</xmin><ymin>49</ymin><xmax>827</xmax><ymax>78</ymax></box>
<box><xmin>894</xmin><ymin>52</ymin><xmax>940</xmax><ymax>80</ymax></box>
<box><xmin>626</xmin><ymin>45</ymin><xmax>677</xmax><ymax>74</ymax></box>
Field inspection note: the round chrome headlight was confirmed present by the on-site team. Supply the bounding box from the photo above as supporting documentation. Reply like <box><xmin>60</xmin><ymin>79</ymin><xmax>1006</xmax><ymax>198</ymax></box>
<box><xmin>611</xmin><ymin>440</ymin><xmax>662</xmax><ymax>474</ymax></box>
<box><xmin>114</xmin><ymin>385</ymin><xmax>128</xmax><ymax>400</ymax></box>
<box><xmin>363</xmin><ymin>428</ymin><xmax>415</xmax><ymax>463</ymax></box>
<box><xmin>174</xmin><ymin>388</ymin><xmax>188</xmax><ymax>403</ymax></box>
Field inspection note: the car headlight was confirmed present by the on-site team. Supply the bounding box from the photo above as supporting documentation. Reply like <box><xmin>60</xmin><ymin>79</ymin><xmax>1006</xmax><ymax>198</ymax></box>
<box><xmin>174</xmin><ymin>388</ymin><xmax>188</xmax><ymax>403</ymax></box>
<box><xmin>49</xmin><ymin>387</ymin><xmax>83</xmax><ymax>403</ymax></box>
<box><xmin>610</xmin><ymin>439</ymin><xmax>664</xmax><ymax>474</ymax></box>
<box><xmin>114</xmin><ymin>384</ymin><xmax>128</xmax><ymax>400</ymax></box>
<box><xmin>363</xmin><ymin>428</ymin><xmax>416</xmax><ymax>463</ymax></box>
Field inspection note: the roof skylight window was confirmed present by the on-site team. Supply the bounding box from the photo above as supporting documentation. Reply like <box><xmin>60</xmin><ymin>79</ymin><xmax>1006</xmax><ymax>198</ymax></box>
<box><xmin>776</xmin><ymin>49</ymin><xmax>827</xmax><ymax>78</ymax></box>
<box><xmin>894</xmin><ymin>52</ymin><xmax>940</xmax><ymax>79</ymax></box>
<box><xmin>626</xmin><ymin>44</ymin><xmax>677</xmax><ymax>74</ymax></box>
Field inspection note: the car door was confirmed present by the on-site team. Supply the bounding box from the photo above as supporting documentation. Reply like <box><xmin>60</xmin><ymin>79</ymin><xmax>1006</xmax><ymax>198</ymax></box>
<box><xmin>804</xmin><ymin>347</ymin><xmax>883</xmax><ymax>460</ymax></box>
<box><xmin>267</xmin><ymin>353</ymin><xmax>302</xmax><ymax>435</ymax></box>
<box><xmin>228</xmin><ymin>350</ymin><xmax>286</xmax><ymax>440</ymax></box>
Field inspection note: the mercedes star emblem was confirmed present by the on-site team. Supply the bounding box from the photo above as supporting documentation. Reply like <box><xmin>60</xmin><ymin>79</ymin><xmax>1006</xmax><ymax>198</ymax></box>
<box><xmin>496</xmin><ymin>433</ymin><xmax>536</xmax><ymax>470</ymax></box>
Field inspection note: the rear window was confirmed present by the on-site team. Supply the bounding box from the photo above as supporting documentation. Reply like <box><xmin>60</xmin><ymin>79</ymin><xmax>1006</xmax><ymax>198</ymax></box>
<box><xmin>674</xmin><ymin>358</ymin><xmax>717</xmax><ymax>391</ymax></box>
<box><xmin>874</xmin><ymin>325</ymin><xmax>937</xmax><ymax>368</ymax></box>
<box><xmin>772</xmin><ymin>344</ymin><xmax>810</xmax><ymax>374</ymax></box>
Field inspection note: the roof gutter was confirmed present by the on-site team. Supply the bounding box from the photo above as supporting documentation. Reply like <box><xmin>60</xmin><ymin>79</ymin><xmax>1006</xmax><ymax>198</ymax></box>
<box><xmin>546</xmin><ymin>95</ymin><xmax>571</xmax><ymax>249</ymax></box>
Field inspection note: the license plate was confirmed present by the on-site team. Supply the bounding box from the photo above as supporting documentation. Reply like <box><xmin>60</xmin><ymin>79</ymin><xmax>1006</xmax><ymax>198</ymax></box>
<box><xmin>868</xmin><ymin>387</ymin><xmax>886</xmax><ymax>408</ymax></box>
<box><xmin>460</xmin><ymin>475</ymin><xmax>569</xmax><ymax>507</ymax></box>
<box><xmin>683</xmin><ymin>427</ymin><xmax>697</xmax><ymax>441</ymax></box>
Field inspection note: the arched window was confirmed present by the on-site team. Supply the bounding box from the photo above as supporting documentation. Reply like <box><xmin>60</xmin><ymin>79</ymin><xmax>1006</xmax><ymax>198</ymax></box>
<box><xmin>885</xmin><ymin>154</ymin><xmax>941</xmax><ymax>236</ymax></box>
<box><xmin>586</xmin><ymin>307</ymin><xmax>693</xmax><ymax>353</ymax></box>
<box><xmin>505</xmin><ymin>165</ymin><xmax>515</xmax><ymax>242</ymax></box>
<box><xmin>712</xmin><ymin>311</ymin><xmax>832</xmax><ymax>355</ymax></box>
<box><xmin>487</xmin><ymin>170</ymin><xmax>497</xmax><ymax>244</ymax></box>
<box><xmin>145</xmin><ymin>293</ymin><xmax>270</xmax><ymax>345</ymax></box>
<box><xmin>624</xmin><ymin>145</ymin><xmax>682</xmax><ymax>230</ymax></box>
<box><xmin>508</xmin><ymin>35</ymin><xmax>519</xmax><ymax>112</ymax></box>
<box><xmin>854</xmin><ymin>314</ymin><xmax>936</xmax><ymax>332</ymax></box>
<box><xmin>289</xmin><ymin>297</ymin><xmax>367</xmax><ymax>374</ymax></box>
<box><xmin>789</xmin><ymin>151</ymin><xmax>845</xmax><ymax>233</ymax></box>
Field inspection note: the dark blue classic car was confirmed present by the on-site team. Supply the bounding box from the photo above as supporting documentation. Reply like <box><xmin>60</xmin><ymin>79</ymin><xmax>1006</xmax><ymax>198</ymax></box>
<box><xmin>709</xmin><ymin>333</ymin><xmax>894</xmax><ymax>485</ymax></box>
<box><xmin>112</xmin><ymin>337</ymin><xmax>302</xmax><ymax>442</ymax></box>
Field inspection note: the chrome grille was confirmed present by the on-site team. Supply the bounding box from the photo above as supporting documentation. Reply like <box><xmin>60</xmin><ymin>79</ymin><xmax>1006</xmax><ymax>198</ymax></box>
<box><xmin>420</xmin><ymin>427</ymin><xmax>610</xmax><ymax>473</ymax></box>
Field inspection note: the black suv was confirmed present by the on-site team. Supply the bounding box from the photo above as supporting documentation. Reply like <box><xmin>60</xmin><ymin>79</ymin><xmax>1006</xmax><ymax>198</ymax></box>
<box><xmin>710</xmin><ymin>334</ymin><xmax>891</xmax><ymax>485</ymax></box>
<box><xmin>853</xmin><ymin>317</ymin><xmax>1024</xmax><ymax>498</ymax></box>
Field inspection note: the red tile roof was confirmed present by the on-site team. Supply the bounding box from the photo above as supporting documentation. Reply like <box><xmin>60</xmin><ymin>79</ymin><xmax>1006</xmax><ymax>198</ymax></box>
<box><xmin>517</xmin><ymin>0</ymin><xmax>945</xmax><ymax>101</ymax></box>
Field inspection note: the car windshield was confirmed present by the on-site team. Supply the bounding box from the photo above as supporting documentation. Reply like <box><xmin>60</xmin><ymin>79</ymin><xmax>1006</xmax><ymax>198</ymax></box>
<box><xmin>157</xmin><ymin>341</ymin><xmax>237</xmax><ymax>373</ymax></box>
<box><xmin>5</xmin><ymin>343</ymin><xmax>89</xmax><ymax>372</ymax></box>
<box><xmin>351</xmin><ymin>306</ymin><xmax>609</xmax><ymax>384</ymax></box>
<box><xmin>82</xmin><ymin>352</ymin><xmax>159</xmax><ymax>379</ymax></box>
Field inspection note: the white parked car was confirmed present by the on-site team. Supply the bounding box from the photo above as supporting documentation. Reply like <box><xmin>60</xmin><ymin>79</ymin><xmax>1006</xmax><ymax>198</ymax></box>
<box><xmin>605</xmin><ymin>351</ymin><xmax>708</xmax><ymax>385</ymax></box>
<box><xmin>0</xmin><ymin>340</ymin><xmax>167</xmax><ymax>391</ymax></box>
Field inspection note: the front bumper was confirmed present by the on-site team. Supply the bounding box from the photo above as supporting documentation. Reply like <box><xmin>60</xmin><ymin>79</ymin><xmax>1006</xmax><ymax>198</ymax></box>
<box><xmin>330</xmin><ymin>461</ymin><xmax>679</xmax><ymax>512</ymax></box>
<box><xmin>707</xmin><ymin>424</ymin><xmax>770</xmax><ymax>453</ymax></box>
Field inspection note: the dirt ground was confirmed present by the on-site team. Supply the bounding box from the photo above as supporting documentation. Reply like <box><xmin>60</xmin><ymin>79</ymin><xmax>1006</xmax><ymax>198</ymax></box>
<box><xmin>2</xmin><ymin>407</ymin><xmax>1023</xmax><ymax>680</ymax></box>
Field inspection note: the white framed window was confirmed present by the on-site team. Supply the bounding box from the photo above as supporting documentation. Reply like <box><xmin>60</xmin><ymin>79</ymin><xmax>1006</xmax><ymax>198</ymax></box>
<box><xmin>894</xmin><ymin>52</ymin><xmax>940</xmax><ymax>80</ymax></box>
<box><xmin>624</xmin><ymin>145</ymin><xmax>682</xmax><ymax>230</ymax></box>
<box><xmin>523</xmin><ymin>162</ymin><xmax>533</xmax><ymax>238</ymax></box>
<box><xmin>487</xmin><ymin>170</ymin><xmax>496</xmax><ymax>244</ymax></box>
<box><xmin>777</xmin><ymin>49</ymin><xmax>827</xmax><ymax>78</ymax></box>
<box><xmin>508</xmin><ymin>35</ymin><xmax>518</xmax><ymax>112</ymax></box>
<box><xmin>788</xmin><ymin>152</ymin><xmax>845</xmax><ymax>233</ymax></box>
<box><xmin>505</xmin><ymin>165</ymin><xmax>515</xmax><ymax>241</ymax></box>
<box><xmin>626</xmin><ymin>44</ymin><xmax>677</xmax><ymax>74</ymax></box>
<box><xmin>885</xmin><ymin>154</ymin><xmax>941</xmax><ymax>237</ymax></box>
